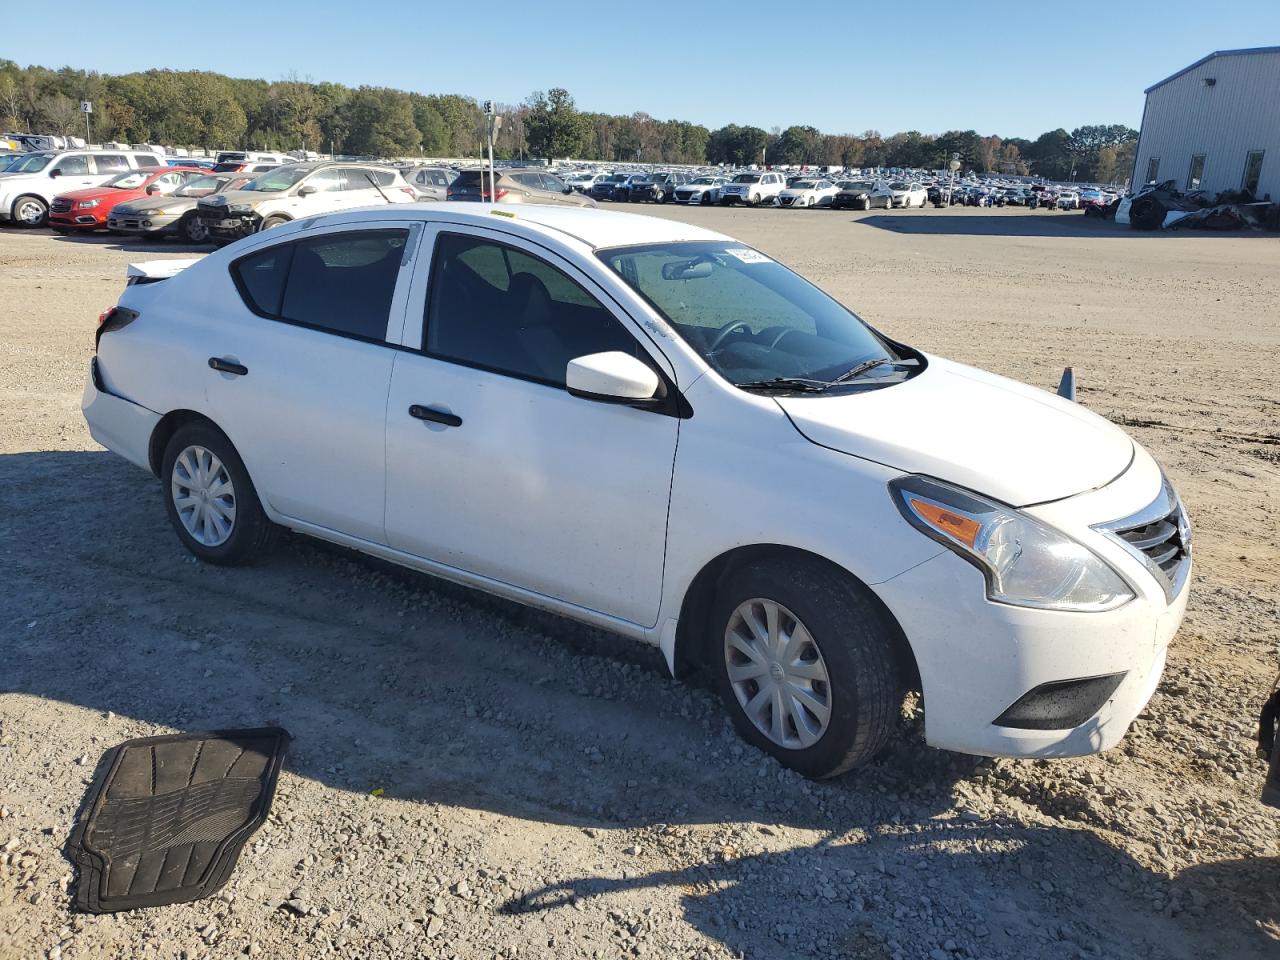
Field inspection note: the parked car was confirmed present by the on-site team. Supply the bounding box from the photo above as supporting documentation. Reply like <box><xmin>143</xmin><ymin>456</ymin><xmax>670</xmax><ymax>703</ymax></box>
<box><xmin>719</xmin><ymin>171</ymin><xmax>786</xmax><ymax>206</ymax></box>
<box><xmin>446</xmin><ymin>168</ymin><xmax>597</xmax><ymax>208</ymax></box>
<box><xmin>211</xmin><ymin>161</ymin><xmax>282</xmax><ymax>175</ymax></box>
<box><xmin>0</xmin><ymin>149</ymin><xmax>165</xmax><ymax>227</ymax></box>
<box><xmin>197</xmin><ymin>162</ymin><xmax>416</xmax><ymax>242</ymax></box>
<box><xmin>1078</xmin><ymin>189</ymin><xmax>1107</xmax><ymax>210</ymax></box>
<box><xmin>166</xmin><ymin>157</ymin><xmax>216</xmax><ymax>170</ymax></box>
<box><xmin>888</xmin><ymin>181</ymin><xmax>928</xmax><ymax>208</ymax></box>
<box><xmin>108</xmin><ymin>173</ymin><xmax>254</xmax><ymax>243</ymax></box>
<box><xmin>1056</xmin><ymin>191</ymin><xmax>1081</xmax><ymax>210</ymax></box>
<box><xmin>402</xmin><ymin>165</ymin><xmax>456</xmax><ymax>202</ymax></box>
<box><xmin>49</xmin><ymin>167</ymin><xmax>207</xmax><ymax>232</ymax></box>
<box><xmin>212</xmin><ymin>151</ymin><xmax>288</xmax><ymax>173</ymax></box>
<box><xmin>831</xmin><ymin>180</ymin><xmax>892</xmax><ymax>211</ymax></box>
<box><xmin>776</xmin><ymin>179</ymin><xmax>839</xmax><ymax>209</ymax></box>
<box><xmin>673</xmin><ymin>175</ymin><xmax>728</xmax><ymax>205</ymax></box>
<box><xmin>588</xmin><ymin>173</ymin><xmax>632</xmax><ymax>202</ymax></box>
<box><xmin>84</xmin><ymin>205</ymin><xmax>1189</xmax><ymax>779</ymax></box>
<box><xmin>612</xmin><ymin>173</ymin><xmax>655</xmax><ymax>203</ymax></box>
<box><xmin>630</xmin><ymin>172</ymin><xmax>690</xmax><ymax>203</ymax></box>
<box><xmin>564</xmin><ymin>172</ymin><xmax>605</xmax><ymax>193</ymax></box>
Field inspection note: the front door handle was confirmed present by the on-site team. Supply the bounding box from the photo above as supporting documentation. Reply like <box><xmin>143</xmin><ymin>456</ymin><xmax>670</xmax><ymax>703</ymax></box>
<box><xmin>208</xmin><ymin>357</ymin><xmax>248</xmax><ymax>376</ymax></box>
<box><xmin>409</xmin><ymin>404</ymin><xmax>462</xmax><ymax>427</ymax></box>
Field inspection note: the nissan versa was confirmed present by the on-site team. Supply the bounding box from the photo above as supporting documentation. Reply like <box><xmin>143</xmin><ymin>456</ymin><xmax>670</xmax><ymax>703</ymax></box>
<box><xmin>82</xmin><ymin>205</ymin><xmax>1190</xmax><ymax>779</ymax></box>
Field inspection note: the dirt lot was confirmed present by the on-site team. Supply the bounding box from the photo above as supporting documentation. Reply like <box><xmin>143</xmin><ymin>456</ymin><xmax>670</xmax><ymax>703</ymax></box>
<box><xmin>2</xmin><ymin>206</ymin><xmax>1278</xmax><ymax>960</ymax></box>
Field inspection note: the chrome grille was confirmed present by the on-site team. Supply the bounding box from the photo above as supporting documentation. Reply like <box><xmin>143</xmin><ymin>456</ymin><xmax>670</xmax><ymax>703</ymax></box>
<box><xmin>1094</xmin><ymin>478</ymin><xmax>1191</xmax><ymax>603</ymax></box>
<box><xmin>51</xmin><ymin>198</ymin><xmax>73</xmax><ymax>213</ymax></box>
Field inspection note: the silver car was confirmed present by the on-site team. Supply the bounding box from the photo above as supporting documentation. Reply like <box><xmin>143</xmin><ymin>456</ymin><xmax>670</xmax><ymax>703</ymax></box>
<box><xmin>108</xmin><ymin>173</ymin><xmax>253</xmax><ymax>243</ymax></box>
<box><xmin>403</xmin><ymin>165</ymin><xmax>456</xmax><ymax>202</ymax></box>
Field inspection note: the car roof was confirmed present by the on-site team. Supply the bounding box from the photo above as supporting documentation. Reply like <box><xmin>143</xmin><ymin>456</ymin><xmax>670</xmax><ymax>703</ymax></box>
<box><xmin>299</xmin><ymin>203</ymin><xmax>730</xmax><ymax>251</ymax></box>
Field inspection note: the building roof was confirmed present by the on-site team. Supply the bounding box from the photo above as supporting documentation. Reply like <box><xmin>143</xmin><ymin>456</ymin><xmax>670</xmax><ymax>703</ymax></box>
<box><xmin>1145</xmin><ymin>46</ymin><xmax>1280</xmax><ymax>94</ymax></box>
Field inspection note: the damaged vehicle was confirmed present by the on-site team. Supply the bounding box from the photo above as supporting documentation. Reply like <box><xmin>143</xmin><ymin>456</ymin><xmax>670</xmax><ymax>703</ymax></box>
<box><xmin>108</xmin><ymin>172</ymin><xmax>253</xmax><ymax>243</ymax></box>
<box><xmin>82</xmin><ymin>205</ymin><xmax>1190</xmax><ymax>779</ymax></box>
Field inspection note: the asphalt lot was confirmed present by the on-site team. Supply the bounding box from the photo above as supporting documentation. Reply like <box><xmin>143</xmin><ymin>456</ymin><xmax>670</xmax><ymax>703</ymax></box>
<box><xmin>1</xmin><ymin>205</ymin><xmax>1278</xmax><ymax>960</ymax></box>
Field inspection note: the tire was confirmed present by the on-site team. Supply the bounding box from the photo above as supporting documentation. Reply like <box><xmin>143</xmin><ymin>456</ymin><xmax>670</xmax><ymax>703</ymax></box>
<box><xmin>11</xmin><ymin>194</ymin><xmax>48</xmax><ymax>228</ymax></box>
<box><xmin>179</xmin><ymin>212</ymin><xmax>210</xmax><ymax>244</ymax></box>
<box><xmin>711</xmin><ymin>556</ymin><xmax>906</xmax><ymax>778</ymax></box>
<box><xmin>161</xmin><ymin>423</ymin><xmax>276</xmax><ymax>565</ymax></box>
<box><xmin>259</xmin><ymin>215</ymin><xmax>290</xmax><ymax>231</ymax></box>
<box><xmin>701</xmin><ymin>193</ymin><xmax>711</xmax><ymax>205</ymax></box>
<box><xmin>749</xmin><ymin>193</ymin><xmax>760</xmax><ymax>207</ymax></box>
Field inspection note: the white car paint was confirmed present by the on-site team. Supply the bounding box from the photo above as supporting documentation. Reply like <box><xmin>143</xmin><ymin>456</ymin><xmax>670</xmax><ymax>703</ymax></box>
<box><xmin>673</xmin><ymin>176</ymin><xmax>728</xmax><ymax>204</ymax></box>
<box><xmin>84</xmin><ymin>204</ymin><xmax>1188</xmax><ymax>765</ymax></box>
<box><xmin>776</xmin><ymin>179</ymin><xmax>839</xmax><ymax>209</ymax></box>
<box><xmin>888</xmin><ymin>182</ymin><xmax>928</xmax><ymax>208</ymax></box>
<box><xmin>719</xmin><ymin>171</ymin><xmax>786</xmax><ymax>206</ymax></box>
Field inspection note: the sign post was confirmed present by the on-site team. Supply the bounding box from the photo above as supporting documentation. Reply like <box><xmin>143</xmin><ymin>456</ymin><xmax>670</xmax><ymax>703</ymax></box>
<box><xmin>483</xmin><ymin>100</ymin><xmax>499</xmax><ymax>203</ymax></box>
<box><xmin>81</xmin><ymin>100</ymin><xmax>93</xmax><ymax>146</ymax></box>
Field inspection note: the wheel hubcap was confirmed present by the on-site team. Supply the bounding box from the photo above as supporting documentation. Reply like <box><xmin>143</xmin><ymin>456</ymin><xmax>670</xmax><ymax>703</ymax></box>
<box><xmin>171</xmin><ymin>445</ymin><xmax>236</xmax><ymax>547</ymax></box>
<box><xmin>18</xmin><ymin>200</ymin><xmax>42</xmax><ymax>224</ymax></box>
<box><xmin>724</xmin><ymin>598</ymin><xmax>832</xmax><ymax>749</ymax></box>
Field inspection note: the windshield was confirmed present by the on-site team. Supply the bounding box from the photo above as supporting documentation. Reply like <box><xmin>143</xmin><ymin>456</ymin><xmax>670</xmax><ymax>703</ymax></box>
<box><xmin>598</xmin><ymin>241</ymin><xmax>902</xmax><ymax>388</ymax></box>
<box><xmin>691</xmin><ymin>177</ymin><xmax>717</xmax><ymax>184</ymax></box>
<box><xmin>176</xmin><ymin>174</ymin><xmax>230</xmax><ymax>197</ymax></box>
<box><xmin>104</xmin><ymin>171</ymin><xmax>150</xmax><ymax>190</ymax></box>
<box><xmin>889</xmin><ymin>181</ymin><xmax>910</xmax><ymax>190</ymax></box>
<box><xmin>791</xmin><ymin>180</ymin><xmax>817</xmax><ymax>189</ymax></box>
<box><xmin>8</xmin><ymin>153</ymin><xmax>53</xmax><ymax>173</ymax></box>
<box><xmin>842</xmin><ymin>181</ymin><xmax>874</xmax><ymax>191</ymax></box>
<box><xmin>731</xmin><ymin>174</ymin><xmax>761</xmax><ymax>183</ymax></box>
<box><xmin>607</xmin><ymin>174</ymin><xmax>629</xmax><ymax>183</ymax></box>
<box><xmin>245</xmin><ymin>166</ymin><xmax>311</xmax><ymax>192</ymax></box>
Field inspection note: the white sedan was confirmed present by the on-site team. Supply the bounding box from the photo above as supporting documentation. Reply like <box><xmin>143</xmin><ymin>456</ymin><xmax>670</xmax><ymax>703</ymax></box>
<box><xmin>888</xmin><ymin>181</ymin><xmax>928</xmax><ymax>208</ymax></box>
<box><xmin>84</xmin><ymin>204</ymin><xmax>1189</xmax><ymax>778</ymax></box>
<box><xmin>673</xmin><ymin>176</ymin><xmax>728</xmax><ymax>205</ymax></box>
<box><xmin>775</xmin><ymin>179</ymin><xmax>839</xmax><ymax>208</ymax></box>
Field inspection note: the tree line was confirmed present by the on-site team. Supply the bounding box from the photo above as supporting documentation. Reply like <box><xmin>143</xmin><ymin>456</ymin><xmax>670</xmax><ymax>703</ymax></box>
<box><xmin>0</xmin><ymin>62</ymin><xmax>1137</xmax><ymax>182</ymax></box>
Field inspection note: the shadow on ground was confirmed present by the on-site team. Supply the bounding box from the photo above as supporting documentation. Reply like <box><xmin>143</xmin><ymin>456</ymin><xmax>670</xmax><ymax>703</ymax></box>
<box><xmin>852</xmin><ymin>212</ymin><xmax>1277</xmax><ymax>240</ymax></box>
<box><xmin>3</xmin><ymin>449</ymin><xmax>1276</xmax><ymax>958</ymax></box>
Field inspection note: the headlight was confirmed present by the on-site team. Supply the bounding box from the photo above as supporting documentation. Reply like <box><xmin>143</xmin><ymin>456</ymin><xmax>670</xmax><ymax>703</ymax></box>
<box><xmin>226</xmin><ymin>203</ymin><xmax>254</xmax><ymax>213</ymax></box>
<box><xmin>889</xmin><ymin>475</ymin><xmax>1134</xmax><ymax>612</ymax></box>
<box><xmin>78</xmin><ymin>199</ymin><xmax>100</xmax><ymax>209</ymax></box>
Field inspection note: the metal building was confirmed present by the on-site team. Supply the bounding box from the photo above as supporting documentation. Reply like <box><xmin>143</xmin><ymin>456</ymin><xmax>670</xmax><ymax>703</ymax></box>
<box><xmin>1132</xmin><ymin>46</ymin><xmax>1280</xmax><ymax>200</ymax></box>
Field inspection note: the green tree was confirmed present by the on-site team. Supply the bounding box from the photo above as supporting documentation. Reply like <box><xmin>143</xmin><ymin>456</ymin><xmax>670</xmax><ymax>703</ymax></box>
<box><xmin>524</xmin><ymin>88</ymin><xmax>589</xmax><ymax>159</ymax></box>
<box><xmin>339</xmin><ymin>87</ymin><xmax>421</xmax><ymax>156</ymax></box>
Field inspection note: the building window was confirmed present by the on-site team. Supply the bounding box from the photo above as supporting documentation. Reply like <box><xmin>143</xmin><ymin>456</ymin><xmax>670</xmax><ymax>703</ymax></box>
<box><xmin>1186</xmin><ymin>155</ymin><xmax>1206</xmax><ymax>191</ymax></box>
<box><xmin>1145</xmin><ymin>157</ymin><xmax>1160</xmax><ymax>183</ymax></box>
<box><xmin>1242</xmin><ymin>151</ymin><xmax>1264</xmax><ymax>196</ymax></box>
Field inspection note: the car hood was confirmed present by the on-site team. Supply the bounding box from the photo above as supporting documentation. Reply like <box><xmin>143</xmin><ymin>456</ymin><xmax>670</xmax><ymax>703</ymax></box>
<box><xmin>201</xmin><ymin>188</ymin><xmax>284</xmax><ymax>204</ymax></box>
<box><xmin>116</xmin><ymin>196</ymin><xmax>197</xmax><ymax>216</ymax></box>
<box><xmin>775</xmin><ymin>355</ymin><xmax>1134</xmax><ymax>507</ymax></box>
<box><xmin>58</xmin><ymin>186</ymin><xmax>140</xmax><ymax>203</ymax></box>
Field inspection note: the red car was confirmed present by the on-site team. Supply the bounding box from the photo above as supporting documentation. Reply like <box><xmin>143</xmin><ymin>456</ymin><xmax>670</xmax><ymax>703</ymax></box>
<box><xmin>48</xmin><ymin>167</ymin><xmax>207</xmax><ymax>232</ymax></box>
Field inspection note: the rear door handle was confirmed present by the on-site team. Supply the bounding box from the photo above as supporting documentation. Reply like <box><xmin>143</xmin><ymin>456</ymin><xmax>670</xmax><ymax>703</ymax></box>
<box><xmin>409</xmin><ymin>404</ymin><xmax>462</xmax><ymax>428</ymax></box>
<box><xmin>208</xmin><ymin>357</ymin><xmax>248</xmax><ymax>376</ymax></box>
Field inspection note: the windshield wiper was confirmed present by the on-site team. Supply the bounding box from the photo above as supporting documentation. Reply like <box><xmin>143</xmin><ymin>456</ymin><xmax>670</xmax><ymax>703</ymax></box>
<box><xmin>829</xmin><ymin>357</ymin><xmax>891</xmax><ymax>386</ymax></box>
<box><xmin>736</xmin><ymin>377</ymin><xmax>832</xmax><ymax>394</ymax></box>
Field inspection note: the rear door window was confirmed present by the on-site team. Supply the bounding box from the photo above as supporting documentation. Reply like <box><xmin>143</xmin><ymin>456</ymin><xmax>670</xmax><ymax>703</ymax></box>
<box><xmin>93</xmin><ymin>154</ymin><xmax>129</xmax><ymax>174</ymax></box>
<box><xmin>54</xmin><ymin>155</ymin><xmax>90</xmax><ymax>175</ymax></box>
<box><xmin>135</xmin><ymin>154</ymin><xmax>160</xmax><ymax>168</ymax></box>
<box><xmin>279</xmin><ymin>230</ymin><xmax>408</xmax><ymax>340</ymax></box>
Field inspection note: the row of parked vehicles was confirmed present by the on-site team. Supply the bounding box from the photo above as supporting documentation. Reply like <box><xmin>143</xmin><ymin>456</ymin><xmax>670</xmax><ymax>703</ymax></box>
<box><xmin>1</xmin><ymin>145</ymin><xmax>1116</xmax><ymax>247</ymax></box>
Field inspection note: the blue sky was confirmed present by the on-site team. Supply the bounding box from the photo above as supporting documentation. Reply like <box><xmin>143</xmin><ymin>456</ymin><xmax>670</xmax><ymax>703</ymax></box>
<box><xmin>4</xmin><ymin>0</ymin><xmax>1277</xmax><ymax>138</ymax></box>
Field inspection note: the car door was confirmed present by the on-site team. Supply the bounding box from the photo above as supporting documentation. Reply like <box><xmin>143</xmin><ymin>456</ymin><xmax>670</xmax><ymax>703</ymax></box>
<box><xmin>49</xmin><ymin>154</ymin><xmax>96</xmax><ymax>193</ymax></box>
<box><xmin>203</xmin><ymin>222</ymin><xmax>419</xmax><ymax>542</ymax></box>
<box><xmin>384</xmin><ymin>226</ymin><xmax>681</xmax><ymax>627</ymax></box>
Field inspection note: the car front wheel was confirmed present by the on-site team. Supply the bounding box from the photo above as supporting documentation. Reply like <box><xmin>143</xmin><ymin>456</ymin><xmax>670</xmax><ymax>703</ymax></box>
<box><xmin>712</xmin><ymin>557</ymin><xmax>906</xmax><ymax>778</ymax></box>
<box><xmin>162</xmin><ymin>423</ymin><xmax>276</xmax><ymax>565</ymax></box>
<box><xmin>12</xmin><ymin>195</ymin><xmax>48</xmax><ymax>227</ymax></box>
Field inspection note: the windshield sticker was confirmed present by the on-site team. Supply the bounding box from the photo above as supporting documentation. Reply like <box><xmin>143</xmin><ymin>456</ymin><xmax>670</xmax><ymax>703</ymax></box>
<box><xmin>725</xmin><ymin>247</ymin><xmax>771</xmax><ymax>265</ymax></box>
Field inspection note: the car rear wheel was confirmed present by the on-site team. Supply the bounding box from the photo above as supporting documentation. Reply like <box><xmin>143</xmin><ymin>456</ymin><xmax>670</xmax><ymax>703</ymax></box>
<box><xmin>179</xmin><ymin>213</ymin><xmax>209</xmax><ymax>244</ymax></box>
<box><xmin>12</xmin><ymin>195</ymin><xmax>48</xmax><ymax>227</ymax></box>
<box><xmin>162</xmin><ymin>423</ymin><xmax>276</xmax><ymax>565</ymax></box>
<box><xmin>712</xmin><ymin>557</ymin><xmax>906</xmax><ymax>778</ymax></box>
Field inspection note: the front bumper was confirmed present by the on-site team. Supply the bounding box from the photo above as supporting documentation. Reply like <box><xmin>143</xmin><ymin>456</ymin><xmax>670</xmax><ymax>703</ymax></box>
<box><xmin>874</xmin><ymin>447</ymin><xmax>1189</xmax><ymax>758</ymax></box>
<box><xmin>50</xmin><ymin>209</ymin><xmax>107</xmax><ymax>229</ymax></box>
<box><xmin>108</xmin><ymin>211</ymin><xmax>181</xmax><ymax>234</ymax></box>
<box><xmin>82</xmin><ymin>359</ymin><xmax>161</xmax><ymax>473</ymax></box>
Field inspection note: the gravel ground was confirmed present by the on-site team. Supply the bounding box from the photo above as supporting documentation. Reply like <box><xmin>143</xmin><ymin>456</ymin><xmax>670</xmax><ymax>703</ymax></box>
<box><xmin>1</xmin><ymin>206</ymin><xmax>1278</xmax><ymax>960</ymax></box>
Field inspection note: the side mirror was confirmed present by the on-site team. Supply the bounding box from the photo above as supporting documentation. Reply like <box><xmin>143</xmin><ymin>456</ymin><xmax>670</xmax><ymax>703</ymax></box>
<box><xmin>566</xmin><ymin>352</ymin><xmax>661</xmax><ymax>405</ymax></box>
<box><xmin>146</xmin><ymin>184</ymin><xmax>162</xmax><ymax>194</ymax></box>
<box><xmin>49</xmin><ymin>168</ymin><xmax>62</xmax><ymax>178</ymax></box>
<box><xmin>297</xmin><ymin>184</ymin><xmax>317</xmax><ymax>197</ymax></box>
<box><xmin>564</xmin><ymin>186</ymin><xmax>574</xmax><ymax>194</ymax></box>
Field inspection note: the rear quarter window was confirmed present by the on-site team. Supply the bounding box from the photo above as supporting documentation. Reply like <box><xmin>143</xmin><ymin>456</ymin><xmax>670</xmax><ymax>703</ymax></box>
<box><xmin>231</xmin><ymin>245</ymin><xmax>294</xmax><ymax>317</ymax></box>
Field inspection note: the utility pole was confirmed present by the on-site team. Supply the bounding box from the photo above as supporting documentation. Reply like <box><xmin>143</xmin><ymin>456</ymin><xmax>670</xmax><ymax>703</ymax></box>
<box><xmin>483</xmin><ymin>101</ymin><xmax>498</xmax><ymax>200</ymax></box>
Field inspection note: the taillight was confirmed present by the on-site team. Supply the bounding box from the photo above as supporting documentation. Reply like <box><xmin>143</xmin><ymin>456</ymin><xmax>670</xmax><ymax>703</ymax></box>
<box><xmin>95</xmin><ymin>306</ymin><xmax>138</xmax><ymax>350</ymax></box>
<box><xmin>400</xmin><ymin>187</ymin><xmax>415</xmax><ymax>198</ymax></box>
<box><xmin>492</xmin><ymin>188</ymin><xmax>508</xmax><ymax>201</ymax></box>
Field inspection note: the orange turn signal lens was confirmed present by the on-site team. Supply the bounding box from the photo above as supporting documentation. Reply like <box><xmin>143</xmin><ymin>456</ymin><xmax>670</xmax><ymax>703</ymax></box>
<box><xmin>909</xmin><ymin>498</ymin><xmax>981</xmax><ymax>548</ymax></box>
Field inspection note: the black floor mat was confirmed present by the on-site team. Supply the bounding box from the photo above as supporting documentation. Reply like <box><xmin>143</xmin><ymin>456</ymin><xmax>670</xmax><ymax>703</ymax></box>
<box><xmin>71</xmin><ymin>728</ymin><xmax>289</xmax><ymax>913</ymax></box>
